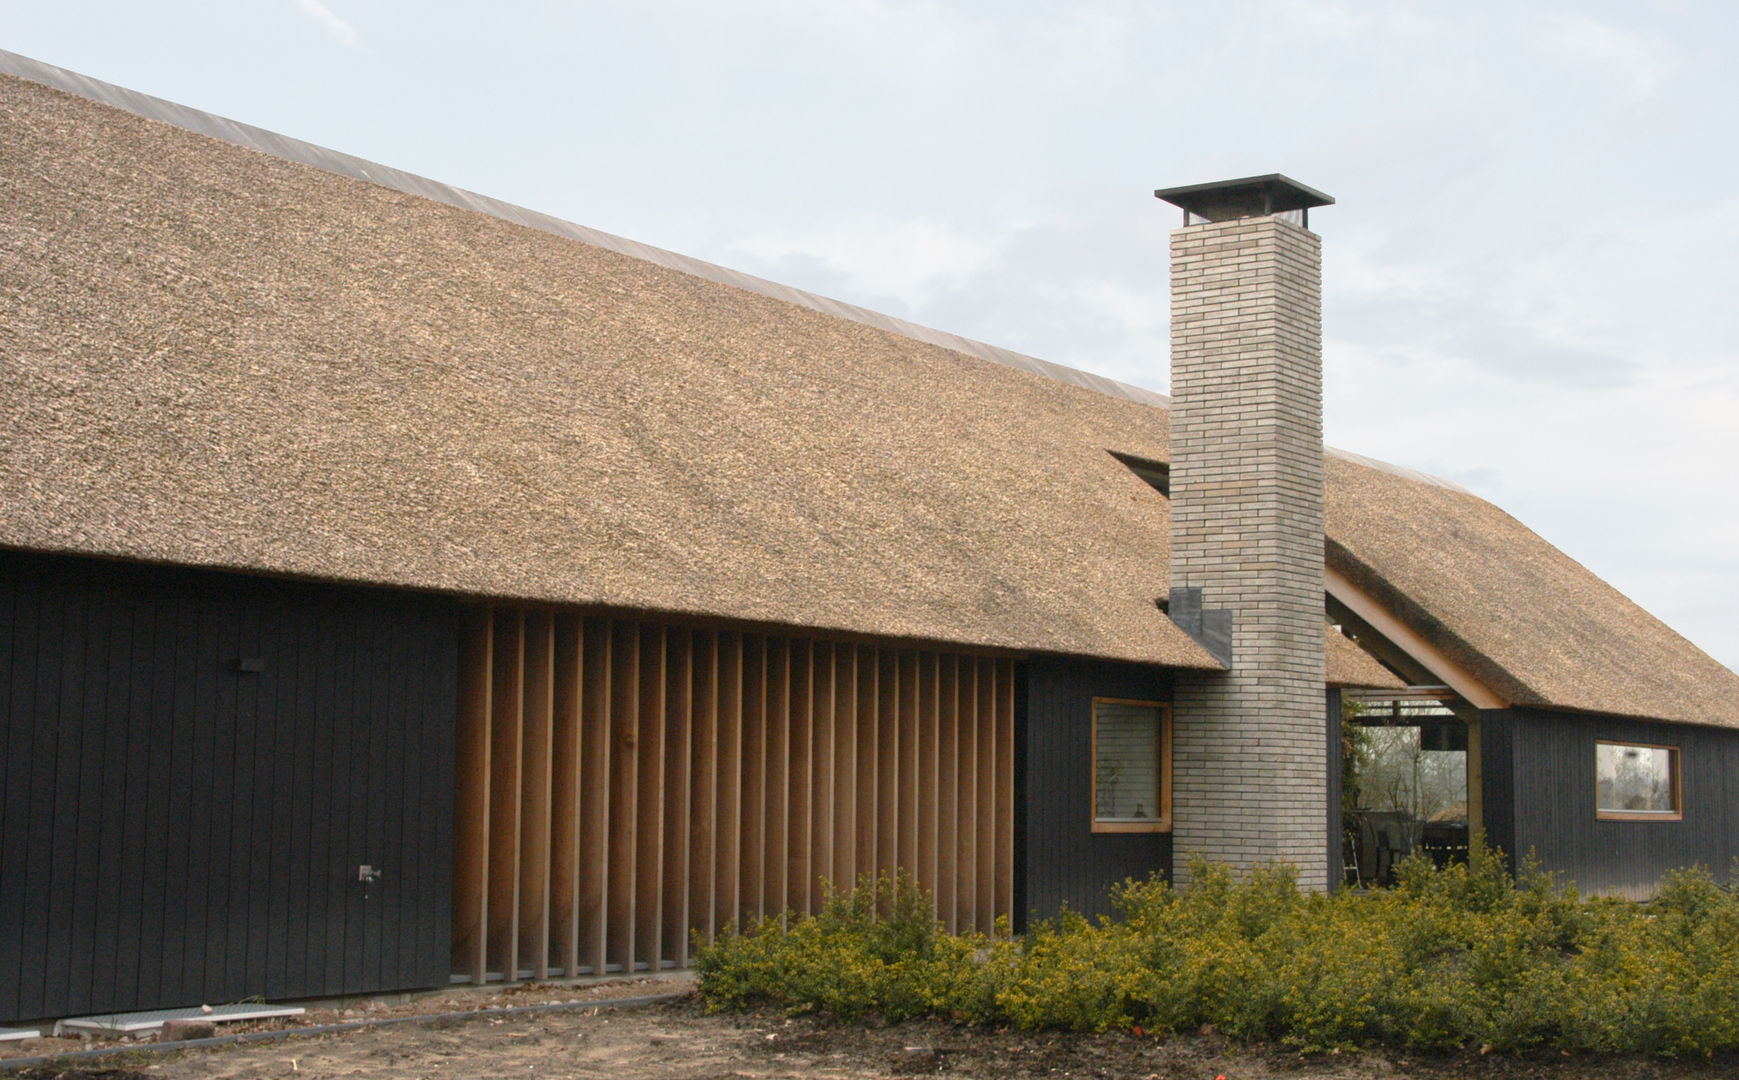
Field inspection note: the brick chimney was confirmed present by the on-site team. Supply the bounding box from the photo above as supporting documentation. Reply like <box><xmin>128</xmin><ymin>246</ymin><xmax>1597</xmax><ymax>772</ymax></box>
<box><xmin>1155</xmin><ymin>175</ymin><xmax>1333</xmax><ymax>890</ymax></box>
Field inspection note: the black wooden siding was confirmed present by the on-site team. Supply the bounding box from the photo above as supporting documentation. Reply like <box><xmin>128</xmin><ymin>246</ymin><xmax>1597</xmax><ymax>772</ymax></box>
<box><xmin>1480</xmin><ymin>708</ymin><xmax>1739</xmax><ymax>898</ymax></box>
<box><xmin>0</xmin><ymin>550</ymin><xmax>457</xmax><ymax>1022</ymax></box>
<box><xmin>1021</xmin><ymin>658</ymin><xmax>1172</xmax><ymax>924</ymax></box>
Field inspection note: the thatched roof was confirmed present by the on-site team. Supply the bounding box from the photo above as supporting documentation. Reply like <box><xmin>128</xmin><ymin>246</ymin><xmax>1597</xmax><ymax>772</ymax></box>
<box><xmin>3</xmin><ymin>58</ymin><xmax>1734</xmax><ymax>722</ymax></box>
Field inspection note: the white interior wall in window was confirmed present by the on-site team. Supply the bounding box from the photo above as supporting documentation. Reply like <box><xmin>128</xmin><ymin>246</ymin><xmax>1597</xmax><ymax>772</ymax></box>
<box><xmin>1596</xmin><ymin>743</ymin><xmax>1678</xmax><ymax>814</ymax></box>
<box><xmin>1095</xmin><ymin>701</ymin><xmax>1161</xmax><ymax>821</ymax></box>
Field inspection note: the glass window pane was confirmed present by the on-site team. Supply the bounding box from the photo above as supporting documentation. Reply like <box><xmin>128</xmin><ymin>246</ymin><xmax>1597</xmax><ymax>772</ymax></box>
<box><xmin>1095</xmin><ymin>702</ymin><xmax>1160</xmax><ymax>821</ymax></box>
<box><xmin>1596</xmin><ymin>743</ymin><xmax>1677</xmax><ymax>814</ymax></box>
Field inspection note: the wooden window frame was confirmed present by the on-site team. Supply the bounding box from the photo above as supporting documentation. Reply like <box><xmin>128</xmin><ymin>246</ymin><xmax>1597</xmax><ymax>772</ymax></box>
<box><xmin>1090</xmin><ymin>697</ymin><xmax>1172</xmax><ymax>834</ymax></box>
<box><xmin>1595</xmin><ymin>740</ymin><xmax>1682</xmax><ymax>822</ymax></box>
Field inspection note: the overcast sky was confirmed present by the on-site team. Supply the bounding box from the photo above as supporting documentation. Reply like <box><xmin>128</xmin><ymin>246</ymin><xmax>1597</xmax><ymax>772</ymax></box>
<box><xmin>6</xmin><ymin>0</ymin><xmax>1736</xmax><ymax>675</ymax></box>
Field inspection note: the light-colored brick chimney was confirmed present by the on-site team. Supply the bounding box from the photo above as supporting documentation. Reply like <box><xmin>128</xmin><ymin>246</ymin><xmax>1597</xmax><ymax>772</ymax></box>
<box><xmin>1155</xmin><ymin>175</ymin><xmax>1333</xmax><ymax>890</ymax></box>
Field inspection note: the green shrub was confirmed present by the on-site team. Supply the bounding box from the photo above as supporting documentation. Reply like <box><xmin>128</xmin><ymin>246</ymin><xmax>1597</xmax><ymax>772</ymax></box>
<box><xmin>691</xmin><ymin>849</ymin><xmax>1739</xmax><ymax>1057</ymax></box>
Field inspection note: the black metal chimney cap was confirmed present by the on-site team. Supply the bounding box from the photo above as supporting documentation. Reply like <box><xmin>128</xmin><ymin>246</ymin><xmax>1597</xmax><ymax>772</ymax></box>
<box><xmin>1154</xmin><ymin>173</ymin><xmax>1334</xmax><ymax>223</ymax></box>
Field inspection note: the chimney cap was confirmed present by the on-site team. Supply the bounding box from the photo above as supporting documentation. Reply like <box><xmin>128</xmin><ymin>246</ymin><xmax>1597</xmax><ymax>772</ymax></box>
<box><xmin>1154</xmin><ymin>173</ymin><xmax>1334</xmax><ymax>223</ymax></box>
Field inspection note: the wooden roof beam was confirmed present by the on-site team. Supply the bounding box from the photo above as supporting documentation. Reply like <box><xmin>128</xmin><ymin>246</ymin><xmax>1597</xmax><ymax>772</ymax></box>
<box><xmin>1324</xmin><ymin>565</ymin><xmax>1508</xmax><ymax>711</ymax></box>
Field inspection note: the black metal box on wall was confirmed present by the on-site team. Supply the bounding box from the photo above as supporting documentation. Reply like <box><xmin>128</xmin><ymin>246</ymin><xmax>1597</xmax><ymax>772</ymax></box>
<box><xmin>0</xmin><ymin>550</ymin><xmax>458</xmax><ymax>1023</ymax></box>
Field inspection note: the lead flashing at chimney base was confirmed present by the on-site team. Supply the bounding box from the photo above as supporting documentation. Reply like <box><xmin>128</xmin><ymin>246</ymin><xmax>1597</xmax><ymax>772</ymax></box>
<box><xmin>1168</xmin><ymin>214</ymin><xmax>1328</xmax><ymax>891</ymax></box>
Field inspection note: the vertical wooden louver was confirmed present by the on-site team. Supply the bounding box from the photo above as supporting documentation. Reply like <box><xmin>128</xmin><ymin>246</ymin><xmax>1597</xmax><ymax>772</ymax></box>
<box><xmin>451</xmin><ymin>607</ymin><xmax>1017</xmax><ymax>982</ymax></box>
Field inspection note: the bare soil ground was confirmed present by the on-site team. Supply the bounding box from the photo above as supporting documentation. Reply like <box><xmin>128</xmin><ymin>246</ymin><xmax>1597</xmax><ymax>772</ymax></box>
<box><xmin>8</xmin><ymin>984</ymin><xmax>1736</xmax><ymax>1080</ymax></box>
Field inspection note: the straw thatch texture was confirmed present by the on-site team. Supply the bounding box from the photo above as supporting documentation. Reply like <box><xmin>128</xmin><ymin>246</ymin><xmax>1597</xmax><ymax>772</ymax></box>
<box><xmin>1327</xmin><ymin>627</ymin><xmax>1405</xmax><ymax>690</ymax></box>
<box><xmin>1326</xmin><ymin>457</ymin><xmax>1739</xmax><ymax>727</ymax></box>
<box><xmin>0</xmin><ymin>71</ymin><xmax>1210</xmax><ymax>668</ymax></box>
<box><xmin>4</xmin><ymin>67</ymin><xmax>1735</xmax><ymax>724</ymax></box>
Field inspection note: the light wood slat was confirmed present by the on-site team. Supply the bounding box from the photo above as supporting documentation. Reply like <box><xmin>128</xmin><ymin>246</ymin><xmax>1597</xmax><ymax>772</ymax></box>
<box><xmin>876</xmin><ymin>649</ymin><xmax>898</xmax><ymax>884</ymax></box>
<box><xmin>765</xmin><ymin>638</ymin><xmax>789</xmax><ymax>918</ymax></box>
<box><xmin>687</xmin><ymin>631</ymin><xmax>717</xmax><ymax>946</ymax></box>
<box><xmin>995</xmin><ymin>658</ymin><xmax>1015</xmax><ymax>925</ymax></box>
<box><xmin>715</xmin><ymin>632</ymin><xmax>743</xmax><ymax>930</ymax></box>
<box><xmin>577</xmin><ymin>617</ymin><xmax>611</xmax><ymax>973</ymax></box>
<box><xmin>663</xmin><ymin>630</ymin><xmax>693</xmax><ymax>966</ymax></box>
<box><xmin>519</xmin><ymin>611</ymin><xmax>555</xmax><ymax>978</ymax></box>
<box><xmin>935</xmin><ymin>653</ymin><xmax>959</xmax><ymax>933</ymax></box>
<box><xmin>787</xmin><ymin>640</ymin><xmax>812</xmax><ymax>915</ymax></box>
<box><xmin>956</xmin><ymin>654</ymin><xmax>977</xmax><ymax>932</ymax></box>
<box><xmin>855</xmin><ymin>645</ymin><xmax>878</xmax><ymax>887</ymax></box>
<box><xmin>916</xmin><ymin>652</ymin><xmax>938</xmax><ymax>909</ymax></box>
<box><xmin>452</xmin><ymin>606</ymin><xmax>493</xmax><ymax>983</ymax></box>
<box><xmin>976</xmin><ymin>657</ymin><xmax>997</xmax><ymax>931</ymax></box>
<box><xmin>740</xmin><ymin>636</ymin><xmax>766</xmax><ymax>921</ymax></box>
<box><xmin>833</xmin><ymin>644</ymin><xmax>856</xmax><ymax>892</ymax></box>
<box><xmin>810</xmin><ymin>642</ymin><xmax>835</xmax><ymax>908</ymax></box>
<box><xmin>457</xmin><ymin>606</ymin><xmax>1025</xmax><ymax>977</ymax></box>
<box><xmin>896</xmin><ymin>651</ymin><xmax>918</xmax><ymax>885</ymax></box>
<box><xmin>549</xmin><ymin>614</ymin><xmax>583</xmax><ymax>975</ymax></box>
<box><xmin>486</xmin><ymin>609</ymin><xmax>524</xmax><ymax>978</ymax></box>
<box><xmin>606</xmin><ymin>620</ymin><xmax>639</xmax><ymax>971</ymax></box>
<box><xmin>634</xmin><ymin>625</ymin><xmax>666</xmax><ymax>969</ymax></box>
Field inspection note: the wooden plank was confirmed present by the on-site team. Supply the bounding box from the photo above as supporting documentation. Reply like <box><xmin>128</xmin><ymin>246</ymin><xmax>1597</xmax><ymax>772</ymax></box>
<box><xmin>765</xmin><ymin>637</ymin><xmax>789</xmax><ymax>918</ymax></box>
<box><xmin>663</xmin><ymin>630</ymin><xmax>693</xmax><ymax>966</ymax></box>
<box><xmin>687</xmin><ymin>632</ymin><xmax>718</xmax><ymax>947</ymax></box>
<box><xmin>154</xmin><ymin>580</ymin><xmax>197</xmax><ymax>1001</ymax></box>
<box><xmin>787</xmin><ymin>640</ymin><xmax>813</xmax><ymax>915</ymax></box>
<box><xmin>715</xmin><ymin>633</ymin><xmax>743</xmax><ymax>930</ymax></box>
<box><xmin>976</xmin><ymin>658</ymin><xmax>997</xmax><ymax>931</ymax></box>
<box><xmin>876</xmin><ymin>648</ymin><xmax>898</xmax><ymax>885</ymax></box>
<box><xmin>452</xmin><ymin>607</ymin><xmax>492</xmax><ymax>982</ymax></box>
<box><xmin>935</xmin><ymin>654</ymin><xmax>958</xmax><ymax>933</ymax></box>
<box><xmin>739</xmin><ymin>636</ymin><xmax>765</xmax><ymax>922</ymax></box>
<box><xmin>549</xmin><ymin>614</ymin><xmax>583</xmax><ymax>975</ymax></box>
<box><xmin>956</xmin><ymin>655</ymin><xmax>977</xmax><ymax>932</ymax></box>
<box><xmin>486</xmin><ymin>608</ymin><xmax>524</xmax><ymax>980</ymax></box>
<box><xmin>606</xmin><ymin>620</ymin><xmax>639</xmax><ymax>971</ymax></box>
<box><xmin>856</xmin><ymin>646</ymin><xmax>878</xmax><ymax>888</ymax></box>
<box><xmin>634</xmin><ymin>625</ymin><xmax>666</xmax><ymax>969</ymax></box>
<box><xmin>810</xmin><ymin>642</ymin><xmax>835</xmax><ymax>909</ymax></box>
<box><xmin>996</xmin><ymin>659</ymin><xmax>1015</xmax><ymax>924</ymax></box>
<box><xmin>898</xmin><ymin>651</ymin><xmax>919</xmax><ymax>888</ymax></box>
<box><xmin>832</xmin><ymin>643</ymin><xmax>857</xmax><ymax>893</ymax></box>
<box><xmin>916</xmin><ymin>653</ymin><xmax>939</xmax><ymax>909</ymax></box>
<box><xmin>518</xmin><ymin>611</ymin><xmax>555</xmax><ymax>978</ymax></box>
<box><xmin>577</xmin><ymin>617</ymin><xmax>612</xmax><ymax>973</ymax></box>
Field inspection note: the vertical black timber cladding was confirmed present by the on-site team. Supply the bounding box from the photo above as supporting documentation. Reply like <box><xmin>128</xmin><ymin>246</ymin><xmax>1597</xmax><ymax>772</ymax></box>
<box><xmin>1325</xmin><ymin>688</ymin><xmax>1343</xmax><ymax>891</ymax></box>
<box><xmin>1021</xmin><ymin>657</ymin><xmax>1172</xmax><ymax>924</ymax></box>
<box><xmin>1476</xmin><ymin>709</ymin><xmax>1518</xmax><ymax>867</ymax></box>
<box><xmin>1504</xmin><ymin>708</ymin><xmax>1739</xmax><ymax>899</ymax></box>
<box><xmin>0</xmin><ymin>550</ymin><xmax>458</xmax><ymax>1022</ymax></box>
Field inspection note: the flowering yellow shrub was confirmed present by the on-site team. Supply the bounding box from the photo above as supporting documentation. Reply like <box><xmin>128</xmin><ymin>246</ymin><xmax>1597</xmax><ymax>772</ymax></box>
<box><xmin>693</xmin><ymin>850</ymin><xmax>1739</xmax><ymax>1057</ymax></box>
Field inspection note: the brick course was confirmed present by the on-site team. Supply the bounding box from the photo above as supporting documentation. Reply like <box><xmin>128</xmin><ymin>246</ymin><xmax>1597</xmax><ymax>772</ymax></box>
<box><xmin>1168</xmin><ymin>216</ymin><xmax>1328</xmax><ymax>891</ymax></box>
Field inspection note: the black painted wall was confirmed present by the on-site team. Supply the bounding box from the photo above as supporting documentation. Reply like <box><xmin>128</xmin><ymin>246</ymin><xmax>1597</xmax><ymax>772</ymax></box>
<box><xmin>1481</xmin><ymin>708</ymin><xmax>1739</xmax><ymax>898</ymax></box>
<box><xmin>0</xmin><ymin>550</ymin><xmax>458</xmax><ymax>1022</ymax></box>
<box><xmin>1021</xmin><ymin>657</ymin><xmax>1172</xmax><ymax>925</ymax></box>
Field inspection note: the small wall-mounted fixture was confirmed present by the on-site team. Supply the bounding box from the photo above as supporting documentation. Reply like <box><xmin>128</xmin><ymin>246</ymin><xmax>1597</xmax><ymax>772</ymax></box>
<box><xmin>233</xmin><ymin>657</ymin><xmax>265</xmax><ymax>673</ymax></box>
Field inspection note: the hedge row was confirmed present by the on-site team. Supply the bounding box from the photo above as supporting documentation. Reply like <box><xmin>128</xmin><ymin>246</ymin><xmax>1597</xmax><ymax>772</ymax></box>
<box><xmin>693</xmin><ymin>848</ymin><xmax>1739</xmax><ymax>1056</ymax></box>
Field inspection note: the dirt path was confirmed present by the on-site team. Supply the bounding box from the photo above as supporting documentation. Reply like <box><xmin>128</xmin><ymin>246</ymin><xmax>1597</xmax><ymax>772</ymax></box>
<box><xmin>9</xmin><ymin>991</ymin><xmax>1734</xmax><ymax>1080</ymax></box>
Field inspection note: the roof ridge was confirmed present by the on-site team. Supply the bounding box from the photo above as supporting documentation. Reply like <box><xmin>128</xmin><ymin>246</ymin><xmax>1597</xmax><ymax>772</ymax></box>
<box><xmin>0</xmin><ymin>48</ymin><xmax>1166</xmax><ymax>410</ymax></box>
<box><xmin>0</xmin><ymin>48</ymin><xmax>1469</xmax><ymax>496</ymax></box>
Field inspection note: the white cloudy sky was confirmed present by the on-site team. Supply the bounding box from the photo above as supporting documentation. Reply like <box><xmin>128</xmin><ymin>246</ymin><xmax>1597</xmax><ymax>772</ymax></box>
<box><xmin>6</xmin><ymin>1</ymin><xmax>1737</xmax><ymax>675</ymax></box>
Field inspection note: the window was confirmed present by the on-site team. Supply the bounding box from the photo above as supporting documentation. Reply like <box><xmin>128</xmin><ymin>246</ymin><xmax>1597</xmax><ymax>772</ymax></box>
<box><xmin>1596</xmin><ymin>741</ymin><xmax>1681</xmax><ymax>820</ymax></box>
<box><xmin>1092</xmin><ymin>698</ymin><xmax>1171</xmax><ymax>833</ymax></box>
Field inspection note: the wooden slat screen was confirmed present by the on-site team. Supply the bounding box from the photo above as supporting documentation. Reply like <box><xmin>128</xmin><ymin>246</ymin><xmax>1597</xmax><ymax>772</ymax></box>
<box><xmin>451</xmin><ymin>608</ymin><xmax>1017</xmax><ymax>981</ymax></box>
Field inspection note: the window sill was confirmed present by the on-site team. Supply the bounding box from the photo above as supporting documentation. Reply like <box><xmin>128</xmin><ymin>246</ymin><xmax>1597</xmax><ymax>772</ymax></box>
<box><xmin>1597</xmin><ymin>811</ymin><xmax>1682</xmax><ymax>822</ymax></box>
<box><xmin>1092</xmin><ymin>819</ymin><xmax>1171</xmax><ymax>834</ymax></box>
